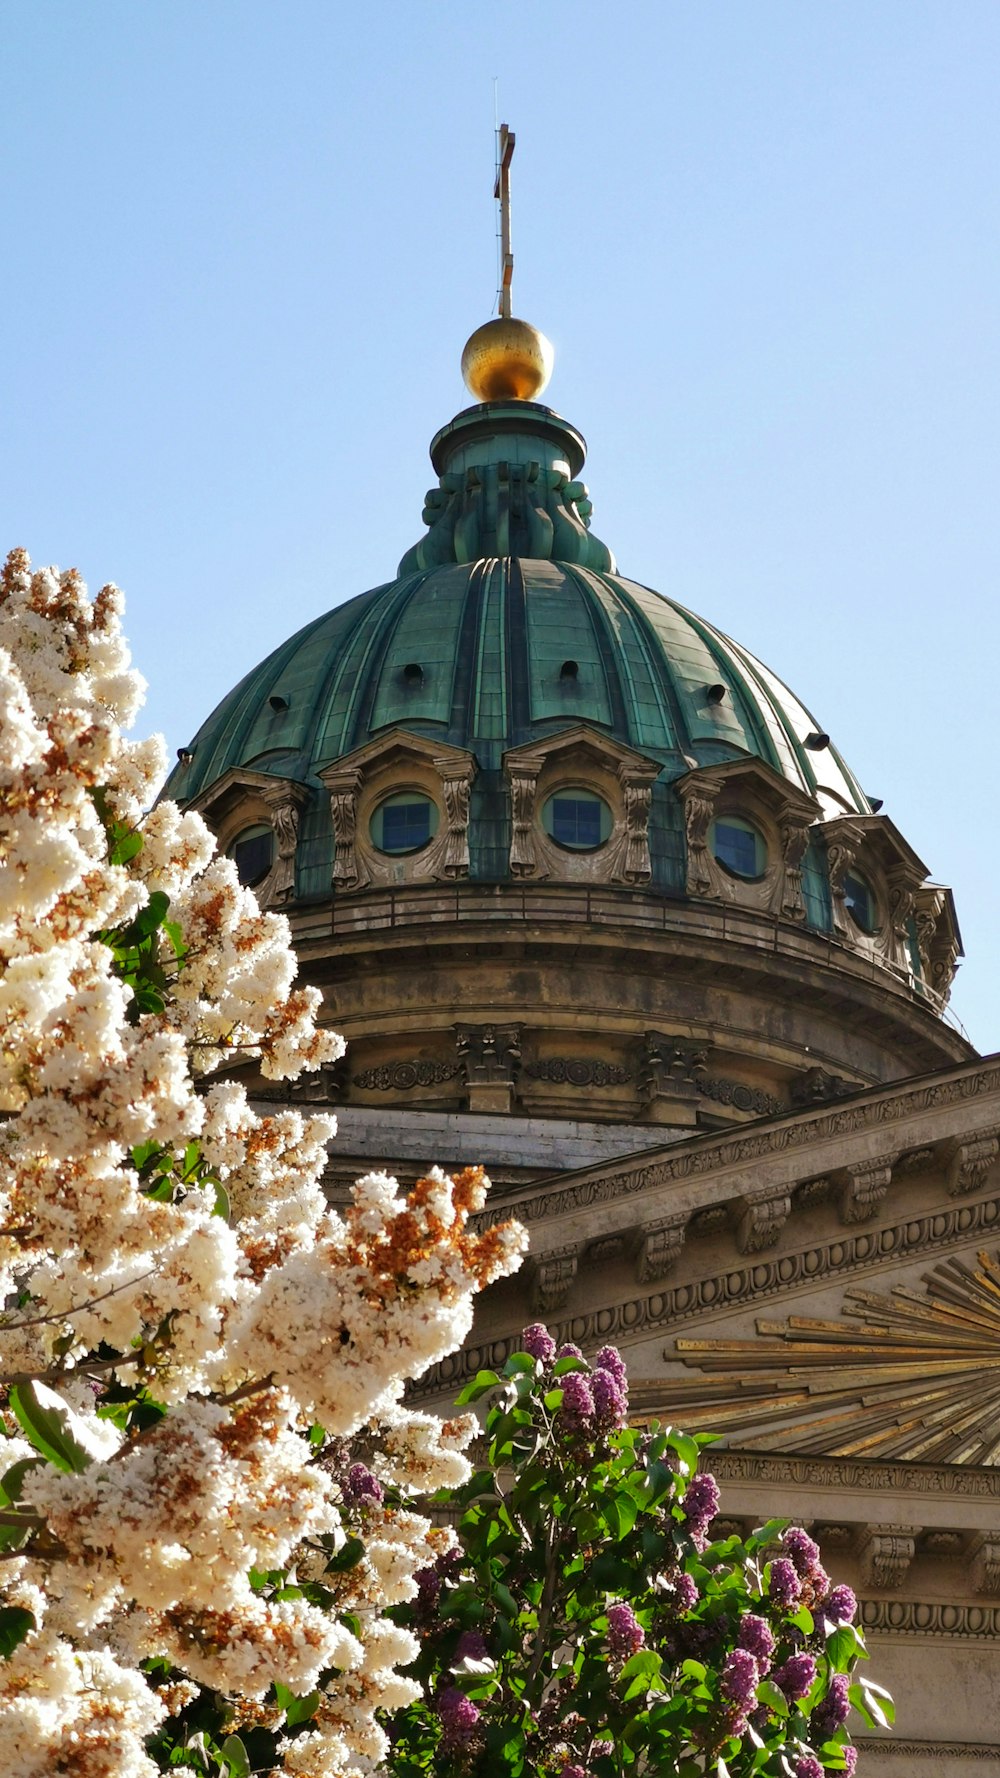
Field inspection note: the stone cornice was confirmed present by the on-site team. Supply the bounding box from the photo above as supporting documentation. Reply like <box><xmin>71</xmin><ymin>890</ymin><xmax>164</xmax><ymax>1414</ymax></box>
<box><xmin>416</xmin><ymin>1191</ymin><xmax>1000</xmax><ymax>1397</ymax></box>
<box><xmin>474</xmin><ymin>1059</ymin><xmax>1000</xmax><ymax>1254</ymax></box>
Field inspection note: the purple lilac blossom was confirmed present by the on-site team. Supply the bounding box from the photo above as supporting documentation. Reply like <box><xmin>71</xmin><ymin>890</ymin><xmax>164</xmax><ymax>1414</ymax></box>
<box><xmin>673</xmin><ymin>1572</ymin><xmax>698</xmax><ymax>1611</ymax></box>
<box><xmin>681</xmin><ymin>1470</ymin><xmax>720</xmax><ymax>1543</ymax></box>
<box><xmin>773</xmin><ymin>1653</ymin><xmax>817</xmax><ymax>1702</ymax></box>
<box><xmin>592</xmin><ymin>1366</ymin><xmax>628</xmax><ymax>1430</ymax></box>
<box><xmin>454</xmin><ymin>1630</ymin><xmax>489</xmax><ymax>1663</ymax></box>
<box><xmin>814</xmin><ymin>1672</ymin><xmax>851</xmax><ymax>1737</ymax></box>
<box><xmin>344</xmin><ymin>1462</ymin><xmax>383</xmax><ymax>1506</ymax></box>
<box><xmin>842</xmin><ymin>1749</ymin><xmax>858</xmax><ymax>1775</ymax></box>
<box><xmin>591</xmin><ymin>1742</ymin><xmax>613</xmax><ymax>1758</ymax></box>
<box><xmin>736</xmin><ymin>1613</ymin><xmax>775</xmax><ymax>1669</ymax></box>
<box><xmin>415</xmin><ymin>1566</ymin><xmax>441</xmax><ymax>1612</ymax></box>
<box><xmin>606</xmin><ymin>1602</ymin><xmax>645</xmax><ymax>1659</ymax></box>
<box><xmin>557</xmin><ymin>1341</ymin><xmax>584</xmax><ymax>1360</ymax></box>
<box><xmin>782</xmin><ymin>1527</ymin><xmax>822</xmax><ymax>1577</ymax></box>
<box><xmin>768</xmin><ymin>1556</ymin><xmax>802</xmax><ymax>1608</ymax></box>
<box><xmin>437</xmin><ymin>1686</ymin><xmax>481</xmax><ymax>1749</ymax></box>
<box><xmin>520</xmin><ymin>1323</ymin><xmax>556</xmax><ymax>1363</ymax></box>
<box><xmin>558</xmin><ymin>1371</ymin><xmax>595</xmax><ymax>1433</ymax></box>
<box><xmin>794</xmin><ymin>1758</ymin><xmax>824</xmax><ymax>1778</ymax></box>
<box><xmin>720</xmin><ymin>1648</ymin><xmax>759</xmax><ymax>1707</ymax></box>
<box><xmin>809</xmin><ymin>1562</ymin><xmax>831</xmax><ymax>1602</ymax></box>
<box><xmin>594</xmin><ymin>1345</ymin><xmax>628</xmax><ymax>1386</ymax></box>
<box><xmin>561</xmin><ymin>1767</ymin><xmax>586</xmax><ymax>1778</ymax></box>
<box><xmin>824</xmin><ymin>1584</ymin><xmax>857</xmax><ymax>1625</ymax></box>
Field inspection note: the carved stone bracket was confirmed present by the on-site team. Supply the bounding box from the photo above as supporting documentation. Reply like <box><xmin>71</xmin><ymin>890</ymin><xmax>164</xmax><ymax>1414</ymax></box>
<box><xmin>970</xmin><ymin>1534</ymin><xmax>1000</xmax><ymax>1597</ymax></box>
<box><xmin>506</xmin><ymin>750</ymin><xmax>545</xmax><ymax>879</ymax></box>
<box><xmin>455</xmin><ymin>1023</ymin><xmax>521</xmax><ymax>1114</ymax></box>
<box><xmin>834</xmin><ymin>1159</ymin><xmax>895</xmax><ymax>1224</ymax></box>
<box><xmin>325</xmin><ymin>764</ymin><xmax>370</xmax><ymax>892</ymax></box>
<box><xmin>733</xmin><ymin>1187</ymin><xmax>792</xmax><ymax>1254</ymax></box>
<box><xmin>531</xmin><ymin>1243</ymin><xmax>579</xmax><ymax>1314</ymax></box>
<box><xmin>641</xmin><ymin>1033</ymin><xmax>708</xmax><ymax>1126</ymax></box>
<box><xmin>858</xmin><ymin>1524</ymin><xmax>916</xmax><ymax>1591</ymax></box>
<box><xmin>944</xmin><ymin>1130</ymin><xmax>1000</xmax><ymax>1197</ymax></box>
<box><xmin>774</xmin><ymin>815</ymin><xmax>812</xmax><ymax>923</ymax></box>
<box><xmin>790</xmin><ymin>1066</ymin><xmax>857</xmax><ymax>1109</ymax></box>
<box><xmin>434</xmin><ymin>755</ymin><xmax>475</xmax><ymax>879</ymax></box>
<box><xmin>257</xmin><ymin>781</ymin><xmax>310</xmax><ymax>907</ymax></box>
<box><xmin>610</xmin><ymin>759</ymin><xmax>660</xmax><ymax>885</ymax></box>
<box><xmin>633</xmin><ymin>1214</ymin><xmax>688</xmax><ymax>1283</ymax></box>
<box><xmin>821</xmin><ymin>818</ymin><xmax>866</xmax><ymax>941</ymax></box>
<box><xmin>676</xmin><ymin>780</ymin><xmax>717</xmax><ymax>898</ymax></box>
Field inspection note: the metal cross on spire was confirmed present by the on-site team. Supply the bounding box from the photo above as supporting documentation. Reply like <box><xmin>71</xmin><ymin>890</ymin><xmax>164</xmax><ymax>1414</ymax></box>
<box><xmin>495</xmin><ymin>123</ymin><xmax>515</xmax><ymax>319</ymax></box>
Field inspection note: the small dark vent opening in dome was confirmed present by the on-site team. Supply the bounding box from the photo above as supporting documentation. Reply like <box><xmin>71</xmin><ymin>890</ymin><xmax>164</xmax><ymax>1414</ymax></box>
<box><xmin>402</xmin><ymin>662</ymin><xmax>424</xmax><ymax>686</ymax></box>
<box><xmin>805</xmin><ymin>731</ymin><xmax>831</xmax><ymax>751</ymax></box>
<box><xmin>705</xmin><ymin>682</ymin><xmax>727</xmax><ymax>705</ymax></box>
<box><xmin>560</xmin><ymin>659</ymin><xmax>579</xmax><ymax>681</ymax></box>
<box><xmin>268</xmin><ymin>694</ymin><xmax>290</xmax><ymax>712</ymax></box>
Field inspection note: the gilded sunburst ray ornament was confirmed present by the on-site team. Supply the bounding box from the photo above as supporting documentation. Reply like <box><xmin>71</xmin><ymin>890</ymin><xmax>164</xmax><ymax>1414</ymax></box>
<box><xmin>630</xmin><ymin>1249</ymin><xmax>1000</xmax><ymax>1466</ymax></box>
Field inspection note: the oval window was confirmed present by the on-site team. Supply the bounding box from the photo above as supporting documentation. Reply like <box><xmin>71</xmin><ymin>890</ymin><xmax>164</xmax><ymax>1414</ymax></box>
<box><xmin>542</xmin><ymin>789</ymin><xmax>612</xmax><ymax>852</ymax></box>
<box><xmin>231</xmin><ymin>823</ymin><xmax>273</xmax><ymax>888</ymax></box>
<box><xmin>371</xmin><ymin>791</ymin><xmax>438</xmax><ymax>855</ymax></box>
<box><xmin>844</xmin><ymin>871</ymin><xmax>876</xmax><ymax>933</ymax></box>
<box><xmin>712</xmin><ymin>816</ymin><xmax>766</xmax><ymax>881</ymax></box>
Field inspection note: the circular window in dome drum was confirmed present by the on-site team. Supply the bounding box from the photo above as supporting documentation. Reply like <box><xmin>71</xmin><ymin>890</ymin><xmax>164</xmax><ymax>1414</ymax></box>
<box><xmin>230</xmin><ymin>823</ymin><xmax>273</xmax><ymax>888</ymax></box>
<box><xmin>371</xmin><ymin>792</ymin><xmax>438</xmax><ymax>855</ymax></box>
<box><xmin>844</xmin><ymin>870</ymin><xmax>877</xmax><ymax>933</ymax></box>
<box><xmin>711</xmin><ymin>816</ymin><xmax>766</xmax><ymax>881</ymax></box>
<box><xmin>542</xmin><ymin>789</ymin><xmax>612</xmax><ymax>852</ymax></box>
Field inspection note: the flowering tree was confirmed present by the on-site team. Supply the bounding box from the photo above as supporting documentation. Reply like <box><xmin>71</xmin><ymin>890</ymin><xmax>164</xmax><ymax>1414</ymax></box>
<box><xmin>0</xmin><ymin>550</ymin><xmax>526</xmax><ymax>1777</ymax></box>
<box><xmin>387</xmin><ymin>1327</ymin><xmax>892</xmax><ymax>1777</ymax></box>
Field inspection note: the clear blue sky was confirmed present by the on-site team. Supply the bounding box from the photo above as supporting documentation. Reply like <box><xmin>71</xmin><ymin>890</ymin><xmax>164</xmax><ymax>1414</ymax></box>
<box><xmin>3</xmin><ymin>2</ymin><xmax>998</xmax><ymax>1047</ymax></box>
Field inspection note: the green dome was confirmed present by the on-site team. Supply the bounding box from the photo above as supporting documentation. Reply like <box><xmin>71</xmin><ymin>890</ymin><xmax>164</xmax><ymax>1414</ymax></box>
<box><xmin>170</xmin><ymin>399</ymin><xmax>869</xmax><ymax>906</ymax></box>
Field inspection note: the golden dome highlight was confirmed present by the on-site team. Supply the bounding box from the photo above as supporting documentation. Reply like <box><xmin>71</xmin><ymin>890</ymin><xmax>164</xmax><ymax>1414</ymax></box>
<box><xmin>461</xmin><ymin>317</ymin><xmax>554</xmax><ymax>403</ymax></box>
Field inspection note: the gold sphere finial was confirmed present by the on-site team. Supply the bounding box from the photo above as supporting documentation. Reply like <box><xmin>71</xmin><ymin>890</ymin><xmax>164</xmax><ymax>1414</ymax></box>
<box><xmin>461</xmin><ymin>316</ymin><xmax>554</xmax><ymax>404</ymax></box>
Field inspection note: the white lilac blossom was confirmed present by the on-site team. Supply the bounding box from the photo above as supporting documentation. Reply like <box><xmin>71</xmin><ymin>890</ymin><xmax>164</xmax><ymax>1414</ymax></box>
<box><xmin>0</xmin><ymin>551</ymin><xmax>526</xmax><ymax>1777</ymax></box>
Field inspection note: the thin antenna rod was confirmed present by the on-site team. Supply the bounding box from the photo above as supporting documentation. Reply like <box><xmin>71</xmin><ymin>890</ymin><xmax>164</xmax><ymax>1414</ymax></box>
<box><xmin>495</xmin><ymin>121</ymin><xmax>515</xmax><ymax>319</ymax></box>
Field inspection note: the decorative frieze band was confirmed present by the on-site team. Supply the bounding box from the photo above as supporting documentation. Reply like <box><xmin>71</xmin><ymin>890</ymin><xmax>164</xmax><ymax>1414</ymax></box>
<box><xmin>859</xmin><ymin>1600</ymin><xmax>1000</xmax><ymax>1639</ymax></box>
<box><xmin>854</xmin><ymin>1740</ymin><xmax>1000</xmax><ymax>1761</ymax></box>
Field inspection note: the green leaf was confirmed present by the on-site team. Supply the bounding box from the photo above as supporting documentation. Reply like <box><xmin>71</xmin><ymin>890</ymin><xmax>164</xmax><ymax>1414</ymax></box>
<box><xmin>0</xmin><ymin>1606</ymin><xmax>36</xmax><ymax>1657</ymax></box>
<box><xmin>325</xmin><ymin>1535</ymin><xmax>365</xmax><ymax>1574</ymax></box>
<box><xmin>825</xmin><ymin>1625</ymin><xmax>861</xmax><ymax>1672</ymax></box>
<box><xmin>0</xmin><ymin>1458</ymin><xmax>42</xmax><ymax>1505</ymax></box>
<box><xmin>756</xmin><ymin>1678</ymin><xmax>789</xmax><ymax>1718</ymax></box>
<box><xmin>502</xmin><ymin>1353</ymin><xmax>537</xmax><ymax>1376</ymax></box>
<box><xmin>455</xmin><ymin>1370</ymin><xmax>500</xmax><ymax>1405</ymax></box>
<box><xmin>10</xmin><ymin>1383</ymin><xmax>96</xmax><ymax>1474</ymax></box>
<box><xmin>274</xmin><ymin>1682</ymin><xmax>320</xmax><ymax>1727</ymax></box>
<box><xmin>551</xmin><ymin>1354</ymin><xmax>588</xmax><ymax>1376</ymax></box>
<box><xmin>213</xmin><ymin>1181</ymin><xmax>231</xmax><ymax>1220</ymax></box>
<box><xmin>219</xmin><ymin>1735</ymin><xmax>250</xmax><ymax>1777</ymax></box>
<box><xmin>606</xmin><ymin>1491</ymin><xmax>639</xmax><ymax>1538</ymax></box>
